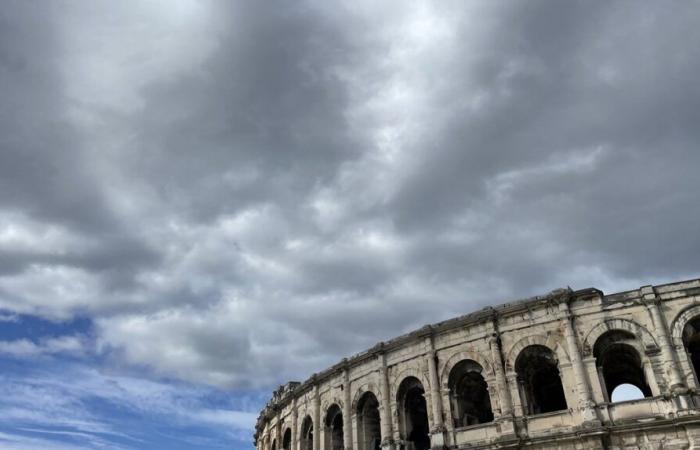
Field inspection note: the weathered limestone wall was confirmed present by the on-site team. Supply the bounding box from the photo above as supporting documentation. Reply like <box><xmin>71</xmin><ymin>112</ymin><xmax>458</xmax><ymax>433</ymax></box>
<box><xmin>255</xmin><ymin>278</ymin><xmax>700</xmax><ymax>450</ymax></box>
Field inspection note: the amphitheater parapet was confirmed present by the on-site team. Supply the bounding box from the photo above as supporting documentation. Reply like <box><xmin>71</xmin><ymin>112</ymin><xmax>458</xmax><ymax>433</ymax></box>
<box><xmin>254</xmin><ymin>278</ymin><xmax>700</xmax><ymax>450</ymax></box>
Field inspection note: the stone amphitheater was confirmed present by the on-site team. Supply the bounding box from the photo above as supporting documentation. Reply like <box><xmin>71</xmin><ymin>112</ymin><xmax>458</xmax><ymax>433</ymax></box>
<box><xmin>254</xmin><ymin>278</ymin><xmax>700</xmax><ymax>449</ymax></box>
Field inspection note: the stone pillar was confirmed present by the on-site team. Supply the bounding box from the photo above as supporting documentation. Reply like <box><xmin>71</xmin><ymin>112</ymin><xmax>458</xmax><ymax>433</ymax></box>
<box><xmin>277</xmin><ymin>414</ymin><xmax>283</xmax><ymax>450</ymax></box>
<box><xmin>426</xmin><ymin>335</ymin><xmax>445</xmax><ymax>449</ymax></box>
<box><xmin>507</xmin><ymin>373</ymin><xmax>524</xmax><ymax>417</ymax></box>
<box><xmin>597</xmin><ymin>366</ymin><xmax>609</xmax><ymax>402</ymax></box>
<box><xmin>314</xmin><ymin>383</ymin><xmax>321</xmax><ymax>450</ymax></box>
<box><xmin>643</xmin><ymin>360</ymin><xmax>661</xmax><ymax>395</ymax></box>
<box><xmin>640</xmin><ymin>286</ymin><xmax>688</xmax><ymax>405</ymax></box>
<box><xmin>379</xmin><ymin>351</ymin><xmax>394</xmax><ymax>450</ymax></box>
<box><xmin>487</xmin><ymin>316</ymin><xmax>517</xmax><ymax>436</ymax></box>
<box><xmin>343</xmin><ymin>367</ymin><xmax>353</xmax><ymax>450</ymax></box>
<box><xmin>292</xmin><ymin>399</ymin><xmax>299</xmax><ymax>450</ymax></box>
<box><xmin>488</xmin><ymin>334</ymin><xmax>513</xmax><ymax>417</ymax></box>
<box><xmin>558</xmin><ymin>300</ymin><xmax>599</xmax><ymax>424</ymax></box>
<box><xmin>516</xmin><ymin>376</ymin><xmax>528</xmax><ymax>416</ymax></box>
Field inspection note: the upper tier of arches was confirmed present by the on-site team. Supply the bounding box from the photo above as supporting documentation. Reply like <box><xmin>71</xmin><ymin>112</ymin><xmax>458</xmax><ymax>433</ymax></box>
<box><xmin>255</xmin><ymin>279</ymin><xmax>700</xmax><ymax>450</ymax></box>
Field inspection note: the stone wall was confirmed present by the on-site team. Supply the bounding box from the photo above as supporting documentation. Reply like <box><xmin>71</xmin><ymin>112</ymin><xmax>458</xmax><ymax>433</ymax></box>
<box><xmin>254</xmin><ymin>278</ymin><xmax>700</xmax><ymax>449</ymax></box>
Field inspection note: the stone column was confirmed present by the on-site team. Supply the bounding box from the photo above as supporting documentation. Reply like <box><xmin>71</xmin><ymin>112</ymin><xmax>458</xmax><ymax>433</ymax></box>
<box><xmin>558</xmin><ymin>300</ymin><xmax>599</xmax><ymax>424</ymax></box>
<box><xmin>516</xmin><ymin>376</ymin><xmax>528</xmax><ymax>416</ymax></box>
<box><xmin>643</xmin><ymin>360</ymin><xmax>661</xmax><ymax>395</ymax></box>
<box><xmin>314</xmin><ymin>383</ymin><xmax>321</xmax><ymax>450</ymax></box>
<box><xmin>597</xmin><ymin>366</ymin><xmax>609</xmax><ymax>402</ymax></box>
<box><xmin>379</xmin><ymin>351</ymin><xmax>394</xmax><ymax>450</ymax></box>
<box><xmin>425</xmin><ymin>335</ymin><xmax>445</xmax><ymax>449</ymax></box>
<box><xmin>507</xmin><ymin>373</ymin><xmax>523</xmax><ymax>416</ymax></box>
<box><xmin>640</xmin><ymin>286</ymin><xmax>688</xmax><ymax>401</ymax></box>
<box><xmin>343</xmin><ymin>366</ymin><xmax>353</xmax><ymax>450</ymax></box>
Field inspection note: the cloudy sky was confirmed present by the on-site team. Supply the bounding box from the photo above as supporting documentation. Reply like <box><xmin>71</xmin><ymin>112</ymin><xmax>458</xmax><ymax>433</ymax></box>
<box><xmin>1</xmin><ymin>0</ymin><xmax>700</xmax><ymax>448</ymax></box>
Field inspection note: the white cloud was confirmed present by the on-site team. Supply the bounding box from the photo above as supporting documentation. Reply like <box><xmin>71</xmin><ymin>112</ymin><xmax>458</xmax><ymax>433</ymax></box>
<box><xmin>0</xmin><ymin>336</ymin><xmax>88</xmax><ymax>358</ymax></box>
<box><xmin>0</xmin><ymin>431</ymin><xmax>96</xmax><ymax>450</ymax></box>
<box><xmin>0</xmin><ymin>363</ymin><xmax>259</xmax><ymax>448</ymax></box>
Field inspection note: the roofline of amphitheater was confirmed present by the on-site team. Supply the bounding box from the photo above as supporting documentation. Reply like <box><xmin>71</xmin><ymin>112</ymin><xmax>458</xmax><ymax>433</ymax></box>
<box><xmin>258</xmin><ymin>276</ymin><xmax>700</xmax><ymax>414</ymax></box>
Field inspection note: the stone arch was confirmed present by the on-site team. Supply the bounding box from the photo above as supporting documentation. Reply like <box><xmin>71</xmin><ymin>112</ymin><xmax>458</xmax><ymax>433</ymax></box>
<box><xmin>321</xmin><ymin>397</ymin><xmax>345</xmax><ymax>414</ymax></box>
<box><xmin>396</xmin><ymin>376</ymin><xmax>430</xmax><ymax>450</ymax></box>
<box><xmin>670</xmin><ymin>304</ymin><xmax>700</xmax><ymax>387</ymax></box>
<box><xmin>439</xmin><ymin>349</ymin><xmax>494</xmax><ymax>389</ymax></box>
<box><xmin>514</xmin><ymin>344</ymin><xmax>568</xmax><ymax>415</ymax></box>
<box><xmin>324</xmin><ymin>403</ymin><xmax>344</xmax><ymax>450</ymax></box>
<box><xmin>592</xmin><ymin>329</ymin><xmax>652</xmax><ymax>401</ymax></box>
<box><xmin>296</xmin><ymin>408</ymin><xmax>311</xmax><ymax>432</ymax></box>
<box><xmin>351</xmin><ymin>381</ymin><xmax>383</xmax><ymax>413</ymax></box>
<box><xmin>671</xmin><ymin>304</ymin><xmax>700</xmax><ymax>347</ymax></box>
<box><xmin>356</xmin><ymin>391</ymin><xmax>381</xmax><ymax>450</ymax></box>
<box><xmin>300</xmin><ymin>415</ymin><xmax>314</xmax><ymax>450</ymax></box>
<box><xmin>391</xmin><ymin>366</ymin><xmax>432</xmax><ymax>404</ymax></box>
<box><xmin>582</xmin><ymin>318</ymin><xmax>659</xmax><ymax>356</ymax></box>
<box><xmin>445</xmin><ymin>358</ymin><xmax>494</xmax><ymax>427</ymax></box>
<box><xmin>282</xmin><ymin>427</ymin><xmax>292</xmax><ymax>450</ymax></box>
<box><xmin>505</xmin><ymin>333</ymin><xmax>569</xmax><ymax>372</ymax></box>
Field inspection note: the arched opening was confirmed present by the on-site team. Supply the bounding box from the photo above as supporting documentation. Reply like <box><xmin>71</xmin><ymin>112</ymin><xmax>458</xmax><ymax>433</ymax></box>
<box><xmin>325</xmin><ymin>404</ymin><xmax>343</xmax><ymax>450</ymax></box>
<box><xmin>397</xmin><ymin>377</ymin><xmax>430</xmax><ymax>450</ymax></box>
<box><xmin>357</xmin><ymin>392</ymin><xmax>381</xmax><ymax>450</ymax></box>
<box><xmin>301</xmin><ymin>416</ymin><xmax>313</xmax><ymax>450</ymax></box>
<box><xmin>611</xmin><ymin>383</ymin><xmax>646</xmax><ymax>402</ymax></box>
<box><xmin>682</xmin><ymin>316</ymin><xmax>700</xmax><ymax>383</ymax></box>
<box><xmin>283</xmin><ymin>428</ymin><xmax>292</xmax><ymax>450</ymax></box>
<box><xmin>515</xmin><ymin>344</ymin><xmax>567</xmax><ymax>415</ymax></box>
<box><xmin>593</xmin><ymin>330</ymin><xmax>651</xmax><ymax>402</ymax></box>
<box><xmin>272</xmin><ymin>439</ymin><xmax>277</xmax><ymax>450</ymax></box>
<box><xmin>447</xmin><ymin>359</ymin><xmax>493</xmax><ymax>427</ymax></box>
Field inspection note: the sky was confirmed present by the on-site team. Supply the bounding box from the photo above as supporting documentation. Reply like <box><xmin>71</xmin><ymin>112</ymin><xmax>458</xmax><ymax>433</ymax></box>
<box><xmin>1</xmin><ymin>0</ymin><xmax>699</xmax><ymax>448</ymax></box>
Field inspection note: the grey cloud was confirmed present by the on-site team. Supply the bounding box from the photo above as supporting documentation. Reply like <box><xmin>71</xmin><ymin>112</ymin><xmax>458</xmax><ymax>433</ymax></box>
<box><xmin>0</xmin><ymin>2</ymin><xmax>161</xmax><ymax>295</ymax></box>
<box><xmin>1</xmin><ymin>0</ymin><xmax>699</xmax><ymax>389</ymax></box>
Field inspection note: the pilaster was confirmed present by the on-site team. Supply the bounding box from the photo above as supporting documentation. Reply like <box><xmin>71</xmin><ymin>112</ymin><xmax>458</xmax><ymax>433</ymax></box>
<box><xmin>558</xmin><ymin>298</ymin><xmax>600</xmax><ymax>425</ymax></box>
<box><xmin>343</xmin><ymin>365</ymin><xmax>353</xmax><ymax>450</ymax></box>
<box><xmin>489</xmin><ymin>315</ymin><xmax>516</xmax><ymax>436</ymax></box>
<box><xmin>292</xmin><ymin>398</ymin><xmax>299</xmax><ymax>450</ymax></box>
<box><xmin>314</xmin><ymin>382</ymin><xmax>321</xmax><ymax>450</ymax></box>
<box><xmin>378</xmin><ymin>349</ymin><xmax>394</xmax><ymax>450</ymax></box>
<box><xmin>639</xmin><ymin>286</ymin><xmax>688</xmax><ymax>398</ymax></box>
<box><xmin>425</xmin><ymin>334</ymin><xmax>446</xmax><ymax>449</ymax></box>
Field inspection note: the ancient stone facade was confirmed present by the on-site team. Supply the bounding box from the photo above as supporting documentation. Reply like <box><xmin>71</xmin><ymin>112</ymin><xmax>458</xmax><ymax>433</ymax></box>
<box><xmin>254</xmin><ymin>278</ymin><xmax>700</xmax><ymax>449</ymax></box>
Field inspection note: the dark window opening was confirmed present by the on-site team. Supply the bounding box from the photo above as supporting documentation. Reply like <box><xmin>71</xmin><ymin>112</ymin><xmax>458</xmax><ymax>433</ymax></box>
<box><xmin>397</xmin><ymin>377</ymin><xmax>430</xmax><ymax>450</ymax></box>
<box><xmin>683</xmin><ymin>317</ymin><xmax>700</xmax><ymax>384</ymax></box>
<box><xmin>515</xmin><ymin>345</ymin><xmax>567</xmax><ymax>415</ymax></box>
<box><xmin>283</xmin><ymin>428</ymin><xmax>292</xmax><ymax>450</ymax></box>
<box><xmin>301</xmin><ymin>416</ymin><xmax>313</xmax><ymax>450</ymax></box>
<box><xmin>448</xmin><ymin>360</ymin><xmax>493</xmax><ymax>427</ymax></box>
<box><xmin>594</xmin><ymin>330</ymin><xmax>651</xmax><ymax>402</ymax></box>
<box><xmin>325</xmin><ymin>404</ymin><xmax>344</xmax><ymax>450</ymax></box>
<box><xmin>357</xmin><ymin>392</ymin><xmax>381</xmax><ymax>450</ymax></box>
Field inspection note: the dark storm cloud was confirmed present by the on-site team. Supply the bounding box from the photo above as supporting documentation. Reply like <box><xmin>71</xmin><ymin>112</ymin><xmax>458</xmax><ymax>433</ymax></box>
<box><xmin>1</xmin><ymin>0</ymin><xmax>699</xmax><ymax>388</ymax></box>
<box><xmin>387</xmin><ymin>1</ymin><xmax>700</xmax><ymax>288</ymax></box>
<box><xmin>127</xmin><ymin>1</ymin><xmax>366</xmax><ymax>223</ymax></box>
<box><xmin>0</xmin><ymin>2</ymin><xmax>160</xmax><ymax>293</ymax></box>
